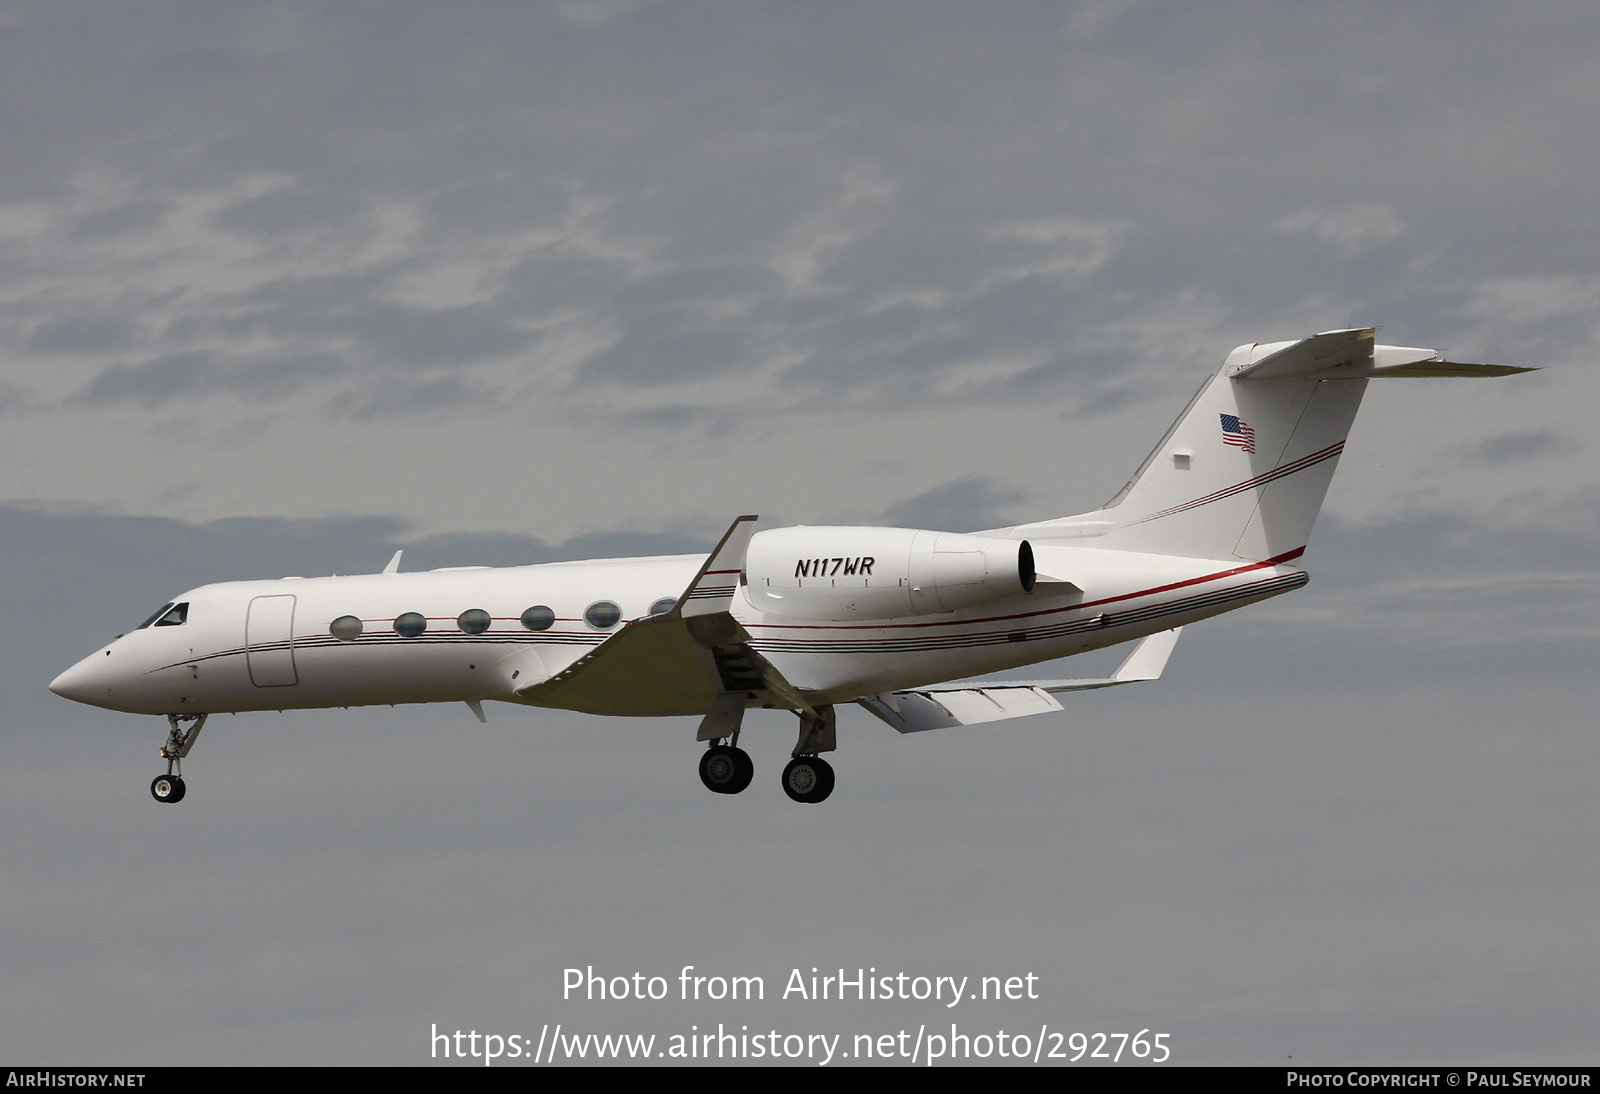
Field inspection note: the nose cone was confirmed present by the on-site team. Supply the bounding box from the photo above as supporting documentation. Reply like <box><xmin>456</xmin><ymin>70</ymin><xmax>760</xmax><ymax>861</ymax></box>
<box><xmin>50</xmin><ymin>654</ymin><xmax>116</xmax><ymax>708</ymax></box>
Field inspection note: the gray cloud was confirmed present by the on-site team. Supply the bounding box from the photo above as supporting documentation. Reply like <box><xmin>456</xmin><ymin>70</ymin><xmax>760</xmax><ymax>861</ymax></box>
<box><xmin>71</xmin><ymin>199</ymin><xmax>171</xmax><ymax>240</ymax></box>
<box><xmin>26</xmin><ymin>315</ymin><xmax>144</xmax><ymax>357</ymax></box>
<box><xmin>880</xmin><ymin>475</ymin><xmax>1030</xmax><ymax>532</ymax></box>
<box><xmin>213</xmin><ymin>187</ymin><xmax>368</xmax><ymax>238</ymax></box>
<box><xmin>214</xmin><ymin>275</ymin><xmax>539</xmax><ymax>370</ymax></box>
<box><xmin>7</xmin><ymin>1</ymin><xmax>1600</xmax><ymax>1065</ymax></box>
<box><xmin>578</xmin><ymin>324</ymin><xmax>754</xmax><ymax>386</ymax></box>
<box><xmin>331</xmin><ymin>373</ymin><xmax>494</xmax><ymax>420</ymax></box>
<box><xmin>72</xmin><ymin>351</ymin><xmax>348</xmax><ymax>407</ymax></box>
<box><xmin>73</xmin><ymin>351</ymin><xmax>212</xmax><ymax>405</ymax></box>
<box><xmin>498</xmin><ymin>251</ymin><xmax>633</xmax><ymax>315</ymax></box>
<box><xmin>1468</xmin><ymin>429</ymin><xmax>1578</xmax><ymax>463</ymax></box>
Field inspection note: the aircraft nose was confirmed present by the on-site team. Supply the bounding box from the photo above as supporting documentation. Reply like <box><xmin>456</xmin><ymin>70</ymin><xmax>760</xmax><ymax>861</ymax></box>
<box><xmin>50</xmin><ymin>655</ymin><xmax>110</xmax><ymax>705</ymax></box>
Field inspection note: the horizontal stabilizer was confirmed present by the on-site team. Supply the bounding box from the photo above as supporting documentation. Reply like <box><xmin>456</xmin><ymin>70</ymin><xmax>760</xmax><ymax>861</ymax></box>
<box><xmin>1227</xmin><ymin>327</ymin><xmax>1376</xmax><ymax>381</ymax></box>
<box><xmin>1227</xmin><ymin>329</ymin><xmax>1535</xmax><ymax>382</ymax></box>
<box><xmin>858</xmin><ymin>628</ymin><xmax>1180</xmax><ymax>733</ymax></box>
<box><xmin>1369</xmin><ymin>359</ymin><xmax>1536</xmax><ymax>378</ymax></box>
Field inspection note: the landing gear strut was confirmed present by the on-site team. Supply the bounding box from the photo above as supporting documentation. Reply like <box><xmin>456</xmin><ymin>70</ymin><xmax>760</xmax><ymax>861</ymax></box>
<box><xmin>151</xmin><ymin>713</ymin><xmax>206</xmax><ymax>804</ymax></box>
<box><xmin>695</xmin><ymin>693</ymin><xmax>754</xmax><ymax>796</ymax></box>
<box><xmin>783</xmin><ymin>705</ymin><xmax>837</xmax><ymax>804</ymax></box>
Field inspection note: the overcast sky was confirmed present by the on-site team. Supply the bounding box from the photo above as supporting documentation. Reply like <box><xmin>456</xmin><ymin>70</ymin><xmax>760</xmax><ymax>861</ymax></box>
<box><xmin>4</xmin><ymin>1</ymin><xmax>1597</xmax><ymax>1066</ymax></box>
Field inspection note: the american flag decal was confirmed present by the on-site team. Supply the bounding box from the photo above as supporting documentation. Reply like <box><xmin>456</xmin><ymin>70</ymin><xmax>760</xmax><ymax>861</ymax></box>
<box><xmin>1219</xmin><ymin>413</ymin><xmax>1256</xmax><ymax>453</ymax></box>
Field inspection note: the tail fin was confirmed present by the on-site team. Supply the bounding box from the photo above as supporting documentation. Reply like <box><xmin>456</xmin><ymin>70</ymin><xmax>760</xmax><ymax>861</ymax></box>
<box><xmin>1016</xmin><ymin>328</ymin><xmax>1531</xmax><ymax>563</ymax></box>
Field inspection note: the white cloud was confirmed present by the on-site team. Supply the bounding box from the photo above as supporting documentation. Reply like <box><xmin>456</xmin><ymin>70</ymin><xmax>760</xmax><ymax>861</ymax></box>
<box><xmin>980</xmin><ymin>218</ymin><xmax>1125</xmax><ymax>284</ymax></box>
<box><xmin>1274</xmin><ymin>203</ymin><xmax>1406</xmax><ymax>254</ymax></box>
<box><xmin>1459</xmin><ymin>275</ymin><xmax>1600</xmax><ymax>325</ymax></box>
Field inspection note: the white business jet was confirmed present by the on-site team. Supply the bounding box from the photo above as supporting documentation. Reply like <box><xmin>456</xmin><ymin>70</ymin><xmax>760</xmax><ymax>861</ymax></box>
<box><xmin>50</xmin><ymin>328</ymin><xmax>1530</xmax><ymax>805</ymax></box>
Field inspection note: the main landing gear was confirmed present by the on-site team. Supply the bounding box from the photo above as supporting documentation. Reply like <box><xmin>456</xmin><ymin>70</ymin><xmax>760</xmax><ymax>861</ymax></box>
<box><xmin>698</xmin><ymin>742</ymin><xmax>754</xmax><ymax>795</ymax></box>
<box><xmin>782</xmin><ymin>705</ymin><xmax>836</xmax><ymax>804</ymax></box>
<box><xmin>696</xmin><ymin>693</ymin><xmax>756</xmax><ymax>797</ymax></box>
<box><xmin>780</xmin><ymin>755</ymin><xmax>834</xmax><ymax>804</ymax></box>
<box><xmin>151</xmin><ymin>713</ymin><xmax>206</xmax><ymax>804</ymax></box>
<box><xmin>694</xmin><ymin>702</ymin><xmax>839</xmax><ymax>803</ymax></box>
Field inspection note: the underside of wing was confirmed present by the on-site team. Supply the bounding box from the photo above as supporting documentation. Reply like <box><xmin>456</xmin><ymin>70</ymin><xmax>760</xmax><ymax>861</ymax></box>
<box><xmin>512</xmin><ymin>612</ymin><xmax>731</xmax><ymax>715</ymax></box>
<box><xmin>1367</xmin><ymin>360</ymin><xmax>1536</xmax><ymax>378</ymax></box>
<box><xmin>858</xmin><ymin>628</ymin><xmax>1180</xmax><ymax>734</ymax></box>
<box><xmin>511</xmin><ymin>610</ymin><xmax>814</xmax><ymax>717</ymax></box>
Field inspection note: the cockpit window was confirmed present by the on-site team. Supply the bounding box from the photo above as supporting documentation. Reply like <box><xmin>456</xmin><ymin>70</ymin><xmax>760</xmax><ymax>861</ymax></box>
<box><xmin>154</xmin><ymin>603</ymin><xmax>189</xmax><ymax>627</ymax></box>
<box><xmin>138</xmin><ymin>603</ymin><xmax>176</xmax><ymax>629</ymax></box>
<box><xmin>139</xmin><ymin>601</ymin><xmax>175</xmax><ymax>626</ymax></box>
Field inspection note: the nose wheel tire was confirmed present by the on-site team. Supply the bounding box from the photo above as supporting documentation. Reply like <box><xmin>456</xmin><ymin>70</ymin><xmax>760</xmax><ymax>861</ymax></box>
<box><xmin>150</xmin><ymin>774</ymin><xmax>187</xmax><ymax>803</ymax></box>
<box><xmin>781</xmin><ymin>756</ymin><xmax>834</xmax><ymax>804</ymax></box>
<box><xmin>699</xmin><ymin>745</ymin><xmax>754</xmax><ymax>795</ymax></box>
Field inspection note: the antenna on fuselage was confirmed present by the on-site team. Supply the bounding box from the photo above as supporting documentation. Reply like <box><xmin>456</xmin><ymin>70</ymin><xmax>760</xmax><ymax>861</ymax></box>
<box><xmin>382</xmin><ymin>550</ymin><xmax>403</xmax><ymax>575</ymax></box>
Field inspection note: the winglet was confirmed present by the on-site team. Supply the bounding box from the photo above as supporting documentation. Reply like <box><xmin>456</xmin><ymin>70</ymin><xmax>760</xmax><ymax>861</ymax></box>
<box><xmin>672</xmin><ymin>515</ymin><xmax>758</xmax><ymax>619</ymax></box>
<box><xmin>382</xmin><ymin>550</ymin><xmax>403</xmax><ymax>575</ymax></box>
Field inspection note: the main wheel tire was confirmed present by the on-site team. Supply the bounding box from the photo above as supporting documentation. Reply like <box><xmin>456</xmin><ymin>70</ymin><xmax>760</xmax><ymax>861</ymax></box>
<box><xmin>729</xmin><ymin>747</ymin><xmax>754</xmax><ymax>794</ymax></box>
<box><xmin>699</xmin><ymin>745</ymin><xmax>743</xmax><ymax>794</ymax></box>
<box><xmin>809</xmin><ymin>756</ymin><xmax>834</xmax><ymax>802</ymax></box>
<box><xmin>151</xmin><ymin>774</ymin><xmax>185</xmax><ymax>803</ymax></box>
<box><xmin>781</xmin><ymin>756</ymin><xmax>835</xmax><ymax>804</ymax></box>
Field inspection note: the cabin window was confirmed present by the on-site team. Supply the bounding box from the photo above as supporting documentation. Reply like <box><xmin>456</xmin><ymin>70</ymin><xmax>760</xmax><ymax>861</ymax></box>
<box><xmin>520</xmin><ymin>605</ymin><xmax>555</xmax><ymax>631</ymax></box>
<box><xmin>137</xmin><ymin>602</ymin><xmax>176</xmax><ymax>629</ymax></box>
<box><xmin>584</xmin><ymin>600</ymin><xmax>622</xmax><ymax>629</ymax></box>
<box><xmin>330</xmin><ymin>615</ymin><xmax>363</xmax><ymax>642</ymax></box>
<box><xmin>648</xmin><ymin>597</ymin><xmax>677</xmax><ymax>617</ymax></box>
<box><xmin>394</xmin><ymin>612</ymin><xmax>427</xmax><ymax>638</ymax></box>
<box><xmin>457</xmin><ymin>608</ymin><xmax>491</xmax><ymax>635</ymax></box>
<box><xmin>153</xmin><ymin>603</ymin><xmax>189</xmax><ymax>627</ymax></box>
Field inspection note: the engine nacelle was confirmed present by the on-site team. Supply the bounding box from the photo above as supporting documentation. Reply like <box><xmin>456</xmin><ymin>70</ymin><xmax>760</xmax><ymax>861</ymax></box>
<box><xmin>744</xmin><ymin>526</ymin><xmax>1036</xmax><ymax>620</ymax></box>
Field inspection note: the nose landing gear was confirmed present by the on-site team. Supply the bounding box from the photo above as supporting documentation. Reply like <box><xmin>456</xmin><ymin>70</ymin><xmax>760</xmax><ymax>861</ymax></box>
<box><xmin>151</xmin><ymin>713</ymin><xmax>206</xmax><ymax>804</ymax></box>
<box><xmin>150</xmin><ymin>773</ymin><xmax>186</xmax><ymax>803</ymax></box>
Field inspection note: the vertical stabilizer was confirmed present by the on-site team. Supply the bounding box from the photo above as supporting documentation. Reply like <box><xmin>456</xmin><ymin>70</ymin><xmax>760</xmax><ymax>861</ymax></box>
<box><xmin>1023</xmin><ymin>329</ymin><xmax>1377</xmax><ymax>562</ymax></box>
<box><xmin>1003</xmin><ymin>328</ymin><xmax>1529</xmax><ymax>563</ymax></box>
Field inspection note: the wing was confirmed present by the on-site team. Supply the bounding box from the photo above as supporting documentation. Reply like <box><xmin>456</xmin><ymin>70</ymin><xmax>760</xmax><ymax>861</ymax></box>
<box><xmin>857</xmin><ymin>628</ymin><xmax>1181</xmax><ymax>734</ymax></box>
<box><xmin>510</xmin><ymin>515</ymin><xmax>815</xmax><ymax>717</ymax></box>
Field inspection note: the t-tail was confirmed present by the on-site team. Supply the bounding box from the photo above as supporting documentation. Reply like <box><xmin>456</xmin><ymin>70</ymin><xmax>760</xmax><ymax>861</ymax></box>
<box><xmin>1012</xmin><ymin>328</ymin><xmax>1532</xmax><ymax>563</ymax></box>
